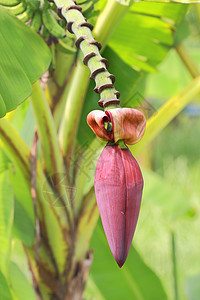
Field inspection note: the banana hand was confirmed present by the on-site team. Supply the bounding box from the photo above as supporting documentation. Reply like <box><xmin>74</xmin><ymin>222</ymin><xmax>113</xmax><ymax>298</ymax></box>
<box><xmin>1</xmin><ymin>2</ymin><xmax>26</xmax><ymax>16</ymax></box>
<box><xmin>0</xmin><ymin>0</ymin><xmax>20</xmax><ymax>6</ymax></box>
<box><xmin>18</xmin><ymin>5</ymin><xmax>33</xmax><ymax>23</ymax></box>
<box><xmin>30</xmin><ymin>10</ymin><xmax>42</xmax><ymax>32</ymax></box>
<box><xmin>42</xmin><ymin>8</ymin><xmax>66</xmax><ymax>39</ymax></box>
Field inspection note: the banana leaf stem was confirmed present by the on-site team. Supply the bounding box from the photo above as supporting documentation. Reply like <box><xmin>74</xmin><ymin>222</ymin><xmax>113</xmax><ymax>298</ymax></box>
<box><xmin>31</xmin><ymin>81</ymin><xmax>64</xmax><ymax>180</ymax></box>
<box><xmin>0</xmin><ymin>117</ymin><xmax>70</xmax><ymax>272</ymax></box>
<box><xmin>58</xmin><ymin>60</ymin><xmax>90</xmax><ymax>158</ymax></box>
<box><xmin>31</xmin><ymin>82</ymin><xmax>73</xmax><ymax>220</ymax></box>
<box><xmin>176</xmin><ymin>44</ymin><xmax>199</xmax><ymax>78</ymax></box>
<box><xmin>131</xmin><ymin>76</ymin><xmax>200</xmax><ymax>156</ymax></box>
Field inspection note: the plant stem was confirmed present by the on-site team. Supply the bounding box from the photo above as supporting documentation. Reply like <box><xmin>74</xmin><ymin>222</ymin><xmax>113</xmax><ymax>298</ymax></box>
<box><xmin>130</xmin><ymin>76</ymin><xmax>200</xmax><ymax>156</ymax></box>
<box><xmin>171</xmin><ymin>232</ymin><xmax>179</xmax><ymax>300</ymax></box>
<box><xmin>31</xmin><ymin>81</ymin><xmax>72</xmax><ymax>209</ymax></box>
<box><xmin>0</xmin><ymin>117</ymin><xmax>70</xmax><ymax>273</ymax></box>
<box><xmin>54</xmin><ymin>0</ymin><xmax>121</xmax><ymax>108</ymax></box>
<box><xmin>53</xmin><ymin>50</ymin><xmax>76</xmax><ymax>88</ymax></box>
<box><xmin>31</xmin><ymin>81</ymin><xmax>63</xmax><ymax>177</ymax></box>
<box><xmin>58</xmin><ymin>60</ymin><xmax>90</xmax><ymax>157</ymax></box>
<box><xmin>176</xmin><ymin>44</ymin><xmax>199</xmax><ymax>78</ymax></box>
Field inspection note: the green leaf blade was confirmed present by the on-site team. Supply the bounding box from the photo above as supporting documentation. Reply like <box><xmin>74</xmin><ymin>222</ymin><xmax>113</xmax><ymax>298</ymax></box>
<box><xmin>0</xmin><ymin>7</ymin><xmax>51</xmax><ymax>117</ymax></box>
<box><xmin>9</xmin><ymin>262</ymin><xmax>36</xmax><ymax>300</ymax></box>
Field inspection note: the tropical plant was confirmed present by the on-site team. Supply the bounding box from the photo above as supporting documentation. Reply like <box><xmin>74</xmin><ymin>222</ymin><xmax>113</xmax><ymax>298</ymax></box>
<box><xmin>0</xmin><ymin>0</ymin><xmax>200</xmax><ymax>299</ymax></box>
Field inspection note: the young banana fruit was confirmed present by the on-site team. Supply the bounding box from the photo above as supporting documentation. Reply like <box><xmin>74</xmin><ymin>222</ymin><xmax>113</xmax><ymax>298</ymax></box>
<box><xmin>1</xmin><ymin>2</ymin><xmax>26</xmax><ymax>16</ymax></box>
<box><xmin>24</xmin><ymin>0</ymin><xmax>40</xmax><ymax>10</ymax></box>
<box><xmin>42</xmin><ymin>8</ymin><xmax>66</xmax><ymax>39</ymax></box>
<box><xmin>0</xmin><ymin>0</ymin><xmax>20</xmax><ymax>6</ymax></box>
<box><xmin>18</xmin><ymin>5</ymin><xmax>33</xmax><ymax>23</ymax></box>
<box><xmin>30</xmin><ymin>10</ymin><xmax>42</xmax><ymax>32</ymax></box>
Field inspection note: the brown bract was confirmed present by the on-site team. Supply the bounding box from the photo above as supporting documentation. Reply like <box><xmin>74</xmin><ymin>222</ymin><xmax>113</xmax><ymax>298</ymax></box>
<box><xmin>87</xmin><ymin>108</ymin><xmax>146</xmax><ymax>145</ymax></box>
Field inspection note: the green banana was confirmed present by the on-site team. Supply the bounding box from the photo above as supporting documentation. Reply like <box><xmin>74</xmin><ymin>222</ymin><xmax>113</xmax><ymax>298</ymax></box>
<box><xmin>24</xmin><ymin>0</ymin><xmax>40</xmax><ymax>10</ymax></box>
<box><xmin>30</xmin><ymin>10</ymin><xmax>42</xmax><ymax>32</ymax></box>
<box><xmin>42</xmin><ymin>8</ymin><xmax>66</xmax><ymax>39</ymax></box>
<box><xmin>0</xmin><ymin>0</ymin><xmax>20</xmax><ymax>6</ymax></box>
<box><xmin>2</xmin><ymin>2</ymin><xmax>26</xmax><ymax>16</ymax></box>
<box><xmin>18</xmin><ymin>5</ymin><xmax>33</xmax><ymax>23</ymax></box>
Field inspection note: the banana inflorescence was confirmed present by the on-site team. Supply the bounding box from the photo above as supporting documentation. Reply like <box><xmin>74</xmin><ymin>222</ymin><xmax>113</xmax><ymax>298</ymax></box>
<box><xmin>0</xmin><ymin>0</ymin><xmax>97</xmax><ymax>68</ymax></box>
<box><xmin>0</xmin><ymin>0</ymin><xmax>70</xmax><ymax>40</ymax></box>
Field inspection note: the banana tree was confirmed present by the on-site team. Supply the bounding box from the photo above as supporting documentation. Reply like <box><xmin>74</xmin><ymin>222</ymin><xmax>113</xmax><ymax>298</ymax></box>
<box><xmin>0</xmin><ymin>0</ymin><xmax>200</xmax><ymax>299</ymax></box>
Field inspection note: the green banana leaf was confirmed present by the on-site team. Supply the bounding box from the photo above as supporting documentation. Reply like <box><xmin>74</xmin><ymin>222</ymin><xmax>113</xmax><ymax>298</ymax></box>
<box><xmin>0</xmin><ymin>170</ymin><xmax>14</xmax><ymax>277</ymax></box>
<box><xmin>0</xmin><ymin>102</ymin><xmax>35</xmax><ymax>247</ymax></box>
<box><xmin>86</xmin><ymin>221</ymin><xmax>168</xmax><ymax>300</ymax></box>
<box><xmin>109</xmin><ymin>2</ymin><xmax>188</xmax><ymax>72</ymax></box>
<box><xmin>0</xmin><ymin>270</ymin><xmax>13</xmax><ymax>300</ymax></box>
<box><xmin>9</xmin><ymin>262</ymin><xmax>36</xmax><ymax>300</ymax></box>
<box><xmin>0</xmin><ymin>7</ymin><xmax>51</xmax><ymax>118</ymax></box>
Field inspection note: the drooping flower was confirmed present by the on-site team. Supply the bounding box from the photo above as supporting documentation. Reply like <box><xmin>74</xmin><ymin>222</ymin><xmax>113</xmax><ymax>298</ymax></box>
<box><xmin>94</xmin><ymin>142</ymin><xmax>143</xmax><ymax>267</ymax></box>
<box><xmin>87</xmin><ymin>107</ymin><xmax>146</xmax><ymax>144</ymax></box>
<box><xmin>87</xmin><ymin>108</ymin><xmax>146</xmax><ymax>267</ymax></box>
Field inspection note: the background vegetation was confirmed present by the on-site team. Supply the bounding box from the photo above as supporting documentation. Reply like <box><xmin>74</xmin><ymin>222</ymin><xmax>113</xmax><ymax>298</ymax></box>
<box><xmin>0</xmin><ymin>1</ymin><xmax>200</xmax><ymax>299</ymax></box>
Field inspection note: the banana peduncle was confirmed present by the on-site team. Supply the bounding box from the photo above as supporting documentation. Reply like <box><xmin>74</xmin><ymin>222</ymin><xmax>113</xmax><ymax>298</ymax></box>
<box><xmin>53</xmin><ymin>0</ymin><xmax>121</xmax><ymax>108</ymax></box>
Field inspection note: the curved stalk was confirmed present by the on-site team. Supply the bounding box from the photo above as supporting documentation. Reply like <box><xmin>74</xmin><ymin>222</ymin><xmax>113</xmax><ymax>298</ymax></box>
<box><xmin>55</xmin><ymin>0</ymin><xmax>131</xmax><ymax>158</ymax></box>
<box><xmin>57</xmin><ymin>0</ymin><xmax>120</xmax><ymax>107</ymax></box>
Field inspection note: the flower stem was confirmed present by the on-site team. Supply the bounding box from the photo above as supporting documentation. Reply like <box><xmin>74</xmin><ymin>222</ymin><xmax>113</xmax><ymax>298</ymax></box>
<box><xmin>54</xmin><ymin>0</ymin><xmax>123</xmax><ymax>108</ymax></box>
<box><xmin>56</xmin><ymin>0</ymin><xmax>130</xmax><ymax>159</ymax></box>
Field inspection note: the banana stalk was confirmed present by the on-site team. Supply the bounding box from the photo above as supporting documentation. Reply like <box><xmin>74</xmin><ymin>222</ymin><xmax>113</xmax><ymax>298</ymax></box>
<box><xmin>54</xmin><ymin>0</ymin><xmax>121</xmax><ymax>108</ymax></box>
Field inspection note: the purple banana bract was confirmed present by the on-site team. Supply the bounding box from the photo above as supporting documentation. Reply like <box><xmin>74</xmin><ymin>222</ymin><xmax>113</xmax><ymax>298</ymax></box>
<box><xmin>94</xmin><ymin>143</ymin><xmax>143</xmax><ymax>268</ymax></box>
<box><xmin>87</xmin><ymin>107</ymin><xmax>146</xmax><ymax>267</ymax></box>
